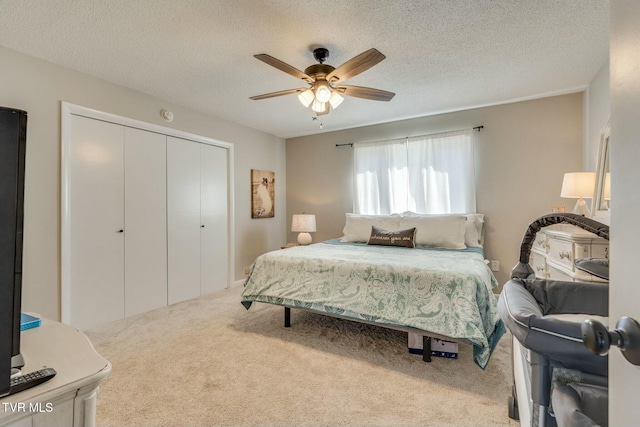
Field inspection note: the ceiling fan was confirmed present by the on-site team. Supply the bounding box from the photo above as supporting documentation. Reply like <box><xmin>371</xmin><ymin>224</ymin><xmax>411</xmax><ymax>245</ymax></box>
<box><xmin>249</xmin><ymin>47</ymin><xmax>395</xmax><ymax>116</ymax></box>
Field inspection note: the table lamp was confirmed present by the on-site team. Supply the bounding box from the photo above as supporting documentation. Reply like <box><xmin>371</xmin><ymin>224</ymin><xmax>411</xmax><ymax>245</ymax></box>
<box><xmin>560</xmin><ymin>172</ymin><xmax>596</xmax><ymax>216</ymax></box>
<box><xmin>291</xmin><ymin>214</ymin><xmax>316</xmax><ymax>245</ymax></box>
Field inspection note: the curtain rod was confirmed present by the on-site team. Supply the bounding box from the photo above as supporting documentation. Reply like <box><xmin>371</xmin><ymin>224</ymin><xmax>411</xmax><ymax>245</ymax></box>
<box><xmin>335</xmin><ymin>125</ymin><xmax>484</xmax><ymax>147</ymax></box>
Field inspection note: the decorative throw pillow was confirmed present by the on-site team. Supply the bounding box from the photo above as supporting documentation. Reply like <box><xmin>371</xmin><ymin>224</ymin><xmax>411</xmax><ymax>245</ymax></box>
<box><xmin>367</xmin><ymin>226</ymin><xmax>416</xmax><ymax>248</ymax></box>
<box><xmin>341</xmin><ymin>213</ymin><xmax>401</xmax><ymax>243</ymax></box>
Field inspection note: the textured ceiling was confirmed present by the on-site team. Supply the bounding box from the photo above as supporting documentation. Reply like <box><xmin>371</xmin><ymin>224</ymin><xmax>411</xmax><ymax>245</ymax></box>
<box><xmin>0</xmin><ymin>0</ymin><xmax>609</xmax><ymax>138</ymax></box>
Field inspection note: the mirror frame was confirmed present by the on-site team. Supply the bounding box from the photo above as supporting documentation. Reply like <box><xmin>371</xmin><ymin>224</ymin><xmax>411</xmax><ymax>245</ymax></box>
<box><xmin>592</xmin><ymin>119</ymin><xmax>611</xmax><ymax>224</ymax></box>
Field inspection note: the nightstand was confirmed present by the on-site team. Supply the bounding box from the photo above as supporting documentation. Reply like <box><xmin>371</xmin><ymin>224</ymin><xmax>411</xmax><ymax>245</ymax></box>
<box><xmin>530</xmin><ymin>223</ymin><xmax>608</xmax><ymax>282</ymax></box>
<box><xmin>281</xmin><ymin>243</ymin><xmax>299</xmax><ymax>249</ymax></box>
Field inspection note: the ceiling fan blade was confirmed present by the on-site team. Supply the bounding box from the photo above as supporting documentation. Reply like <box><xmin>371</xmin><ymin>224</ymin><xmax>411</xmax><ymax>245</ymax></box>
<box><xmin>249</xmin><ymin>88</ymin><xmax>306</xmax><ymax>100</ymax></box>
<box><xmin>335</xmin><ymin>85</ymin><xmax>395</xmax><ymax>101</ymax></box>
<box><xmin>254</xmin><ymin>54</ymin><xmax>312</xmax><ymax>81</ymax></box>
<box><xmin>326</xmin><ymin>48</ymin><xmax>386</xmax><ymax>82</ymax></box>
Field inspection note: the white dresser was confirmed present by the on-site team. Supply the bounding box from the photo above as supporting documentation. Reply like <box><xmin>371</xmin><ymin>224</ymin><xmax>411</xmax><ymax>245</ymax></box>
<box><xmin>530</xmin><ymin>223</ymin><xmax>609</xmax><ymax>282</ymax></box>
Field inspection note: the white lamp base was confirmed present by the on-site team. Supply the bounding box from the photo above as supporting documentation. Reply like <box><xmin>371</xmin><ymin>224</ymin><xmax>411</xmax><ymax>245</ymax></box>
<box><xmin>297</xmin><ymin>232</ymin><xmax>312</xmax><ymax>245</ymax></box>
<box><xmin>573</xmin><ymin>198</ymin><xmax>591</xmax><ymax>216</ymax></box>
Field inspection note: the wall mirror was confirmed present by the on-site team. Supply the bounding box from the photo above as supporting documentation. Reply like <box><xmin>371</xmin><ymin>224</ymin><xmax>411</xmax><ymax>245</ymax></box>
<box><xmin>592</xmin><ymin>119</ymin><xmax>611</xmax><ymax>224</ymax></box>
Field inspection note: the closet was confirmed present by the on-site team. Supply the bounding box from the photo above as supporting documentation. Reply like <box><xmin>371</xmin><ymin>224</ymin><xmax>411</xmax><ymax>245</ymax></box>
<box><xmin>62</xmin><ymin>106</ymin><xmax>231</xmax><ymax>330</ymax></box>
<box><xmin>167</xmin><ymin>137</ymin><xmax>228</xmax><ymax>305</ymax></box>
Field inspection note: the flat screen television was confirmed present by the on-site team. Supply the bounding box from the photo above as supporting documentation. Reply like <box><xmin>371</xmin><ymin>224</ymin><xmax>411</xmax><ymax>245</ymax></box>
<box><xmin>0</xmin><ymin>106</ymin><xmax>27</xmax><ymax>397</ymax></box>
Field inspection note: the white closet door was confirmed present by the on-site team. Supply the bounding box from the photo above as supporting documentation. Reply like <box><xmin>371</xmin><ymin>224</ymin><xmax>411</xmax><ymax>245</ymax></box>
<box><xmin>124</xmin><ymin>128</ymin><xmax>167</xmax><ymax>316</ymax></box>
<box><xmin>167</xmin><ymin>137</ymin><xmax>201</xmax><ymax>304</ymax></box>
<box><xmin>69</xmin><ymin>115</ymin><xmax>125</xmax><ymax>330</ymax></box>
<box><xmin>200</xmin><ymin>144</ymin><xmax>228</xmax><ymax>294</ymax></box>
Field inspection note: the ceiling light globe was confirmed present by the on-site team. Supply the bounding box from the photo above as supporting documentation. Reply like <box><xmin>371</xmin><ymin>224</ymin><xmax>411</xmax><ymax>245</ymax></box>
<box><xmin>329</xmin><ymin>92</ymin><xmax>344</xmax><ymax>109</ymax></box>
<box><xmin>315</xmin><ymin>82</ymin><xmax>332</xmax><ymax>103</ymax></box>
<box><xmin>311</xmin><ymin>99</ymin><xmax>327</xmax><ymax>113</ymax></box>
<box><xmin>298</xmin><ymin>89</ymin><xmax>314</xmax><ymax>107</ymax></box>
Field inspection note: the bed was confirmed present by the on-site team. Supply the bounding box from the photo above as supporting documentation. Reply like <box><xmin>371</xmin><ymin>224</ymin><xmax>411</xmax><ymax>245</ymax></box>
<box><xmin>241</xmin><ymin>213</ymin><xmax>506</xmax><ymax>370</ymax></box>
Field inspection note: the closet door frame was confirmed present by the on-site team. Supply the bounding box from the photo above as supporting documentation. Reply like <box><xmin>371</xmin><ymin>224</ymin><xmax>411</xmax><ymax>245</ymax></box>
<box><xmin>60</xmin><ymin>102</ymin><xmax>235</xmax><ymax>325</ymax></box>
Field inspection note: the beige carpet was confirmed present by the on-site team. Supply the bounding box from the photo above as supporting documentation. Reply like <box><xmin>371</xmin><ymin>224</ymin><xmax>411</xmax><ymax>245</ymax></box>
<box><xmin>85</xmin><ymin>285</ymin><xmax>518</xmax><ymax>427</ymax></box>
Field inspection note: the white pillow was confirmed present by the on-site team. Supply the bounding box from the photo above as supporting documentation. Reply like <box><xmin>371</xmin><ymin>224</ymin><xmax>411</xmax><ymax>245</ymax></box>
<box><xmin>464</xmin><ymin>214</ymin><xmax>485</xmax><ymax>248</ymax></box>
<box><xmin>341</xmin><ymin>213</ymin><xmax>401</xmax><ymax>243</ymax></box>
<box><xmin>399</xmin><ymin>214</ymin><xmax>466</xmax><ymax>249</ymax></box>
<box><xmin>402</xmin><ymin>212</ymin><xmax>484</xmax><ymax>248</ymax></box>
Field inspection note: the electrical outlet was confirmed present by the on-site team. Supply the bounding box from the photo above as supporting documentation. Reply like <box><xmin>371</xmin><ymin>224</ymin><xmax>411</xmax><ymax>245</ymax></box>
<box><xmin>244</xmin><ymin>267</ymin><xmax>251</xmax><ymax>275</ymax></box>
<box><xmin>490</xmin><ymin>260</ymin><xmax>499</xmax><ymax>272</ymax></box>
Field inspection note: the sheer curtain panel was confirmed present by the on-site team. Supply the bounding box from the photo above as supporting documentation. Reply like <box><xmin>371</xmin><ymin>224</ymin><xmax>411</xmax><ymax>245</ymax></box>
<box><xmin>353</xmin><ymin>139</ymin><xmax>407</xmax><ymax>214</ymax></box>
<box><xmin>353</xmin><ymin>129</ymin><xmax>476</xmax><ymax>215</ymax></box>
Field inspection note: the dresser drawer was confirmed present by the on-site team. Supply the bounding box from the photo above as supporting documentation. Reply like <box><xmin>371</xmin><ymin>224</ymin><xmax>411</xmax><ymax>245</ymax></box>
<box><xmin>548</xmin><ymin>264</ymin><xmax>574</xmax><ymax>281</ymax></box>
<box><xmin>530</xmin><ymin>250</ymin><xmax>548</xmax><ymax>279</ymax></box>
<box><xmin>532</xmin><ymin>232</ymin><xmax>550</xmax><ymax>254</ymax></box>
<box><xmin>548</xmin><ymin>236</ymin><xmax>575</xmax><ymax>271</ymax></box>
<box><xmin>547</xmin><ymin>262</ymin><xmax>608</xmax><ymax>283</ymax></box>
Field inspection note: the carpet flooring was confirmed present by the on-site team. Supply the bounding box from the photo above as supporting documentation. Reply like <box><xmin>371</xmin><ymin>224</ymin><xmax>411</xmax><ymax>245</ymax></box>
<box><xmin>85</xmin><ymin>285</ymin><xmax>518</xmax><ymax>427</ymax></box>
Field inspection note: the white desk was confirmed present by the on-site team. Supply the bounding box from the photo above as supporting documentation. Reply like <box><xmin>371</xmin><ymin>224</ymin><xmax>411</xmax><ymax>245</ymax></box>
<box><xmin>0</xmin><ymin>319</ymin><xmax>111</xmax><ymax>427</ymax></box>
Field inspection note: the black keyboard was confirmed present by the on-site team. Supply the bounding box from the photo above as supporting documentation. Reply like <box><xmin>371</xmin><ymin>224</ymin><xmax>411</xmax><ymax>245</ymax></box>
<box><xmin>7</xmin><ymin>368</ymin><xmax>57</xmax><ymax>396</ymax></box>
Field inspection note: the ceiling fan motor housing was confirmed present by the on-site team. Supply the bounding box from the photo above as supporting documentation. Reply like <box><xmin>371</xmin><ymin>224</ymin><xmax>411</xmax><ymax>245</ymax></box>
<box><xmin>313</xmin><ymin>47</ymin><xmax>329</xmax><ymax>64</ymax></box>
<box><xmin>303</xmin><ymin>64</ymin><xmax>335</xmax><ymax>80</ymax></box>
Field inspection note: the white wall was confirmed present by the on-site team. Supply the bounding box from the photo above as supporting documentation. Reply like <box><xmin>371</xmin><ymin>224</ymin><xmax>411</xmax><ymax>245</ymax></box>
<box><xmin>0</xmin><ymin>45</ymin><xmax>286</xmax><ymax>321</ymax></box>
<box><xmin>286</xmin><ymin>93</ymin><xmax>584</xmax><ymax>287</ymax></box>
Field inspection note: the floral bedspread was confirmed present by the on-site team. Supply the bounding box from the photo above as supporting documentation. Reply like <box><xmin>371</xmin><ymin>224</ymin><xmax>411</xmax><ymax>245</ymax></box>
<box><xmin>241</xmin><ymin>240</ymin><xmax>505</xmax><ymax>369</ymax></box>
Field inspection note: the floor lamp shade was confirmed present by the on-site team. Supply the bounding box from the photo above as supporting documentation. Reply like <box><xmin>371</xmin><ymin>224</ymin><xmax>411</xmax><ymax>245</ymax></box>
<box><xmin>560</xmin><ymin>172</ymin><xmax>596</xmax><ymax>216</ymax></box>
<box><xmin>292</xmin><ymin>214</ymin><xmax>316</xmax><ymax>245</ymax></box>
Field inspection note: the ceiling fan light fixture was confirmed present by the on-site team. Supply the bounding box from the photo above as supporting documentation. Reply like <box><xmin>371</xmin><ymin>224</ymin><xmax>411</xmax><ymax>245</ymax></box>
<box><xmin>298</xmin><ymin>89</ymin><xmax>314</xmax><ymax>107</ymax></box>
<box><xmin>311</xmin><ymin>99</ymin><xmax>327</xmax><ymax>113</ymax></box>
<box><xmin>314</xmin><ymin>81</ymin><xmax>332</xmax><ymax>103</ymax></box>
<box><xmin>251</xmin><ymin>48</ymin><xmax>394</xmax><ymax>118</ymax></box>
<box><xmin>329</xmin><ymin>91</ymin><xmax>344</xmax><ymax>109</ymax></box>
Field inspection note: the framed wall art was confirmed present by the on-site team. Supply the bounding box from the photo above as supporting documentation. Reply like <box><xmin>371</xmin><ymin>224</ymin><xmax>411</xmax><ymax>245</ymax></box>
<box><xmin>251</xmin><ymin>169</ymin><xmax>275</xmax><ymax>218</ymax></box>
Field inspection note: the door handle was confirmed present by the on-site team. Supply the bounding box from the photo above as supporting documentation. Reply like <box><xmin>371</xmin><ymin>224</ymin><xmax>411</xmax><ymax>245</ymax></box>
<box><xmin>582</xmin><ymin>316</ymin><xmax>640</xmax><ymax>365</ymax></box>
<box><xmin>118</xmin><ymin>229</ymin><xmax>124</xmax><ymax>233</ymax></box>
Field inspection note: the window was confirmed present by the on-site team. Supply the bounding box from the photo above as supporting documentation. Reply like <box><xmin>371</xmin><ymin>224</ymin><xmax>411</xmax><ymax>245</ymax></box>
<box><xmin>353</xmin><ymin>129</ymin><xmax>476</xmax><ymax>214</ymax></box>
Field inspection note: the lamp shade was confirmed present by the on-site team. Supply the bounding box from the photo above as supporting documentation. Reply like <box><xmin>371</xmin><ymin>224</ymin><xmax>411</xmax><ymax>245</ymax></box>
<box><xmin>298</xmin><ymin>89</ymin><xmax>314</xmax><ymax>108</ymax></box>
<box><xmin>311</xmin><ymin>99</ymin><xmax>327</xmax><ymax>113</ymax></box>
<box><xmin>291</xmin><ymin>214</ymin><xmax>316</xmax><ymax>232</ymax></box>
<box><xmin>560</xmin><ymin>172</ymin><xmax>596</xmax><ymax>198</ymax></box>
<box><xmin>329</xmin><ymin>91</ymin><xmax>344</xmax><ymax>109</ymax></box>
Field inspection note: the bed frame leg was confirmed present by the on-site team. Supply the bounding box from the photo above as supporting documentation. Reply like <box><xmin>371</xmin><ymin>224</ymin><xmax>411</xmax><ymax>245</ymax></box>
<box><xmin>284</xmin><ymin>307</ymin><xmax>291</xmax><ymax>328</ymax></box>
<box><xmin>422</xmin><ymin>336</ymin><xmax>432</xmax><ymax>362</ymax></box>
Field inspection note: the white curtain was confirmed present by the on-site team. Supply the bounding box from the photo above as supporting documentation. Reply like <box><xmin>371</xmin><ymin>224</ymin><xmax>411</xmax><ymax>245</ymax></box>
<box><xmin>353</xmin><ymin>129</ymin><xmax>476</xmax><ymax>215</ymax></box>
<box><xmin>353</xmin><ymin>139</ymin><xmax>407</xmax><ymax>215</ymax></box>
